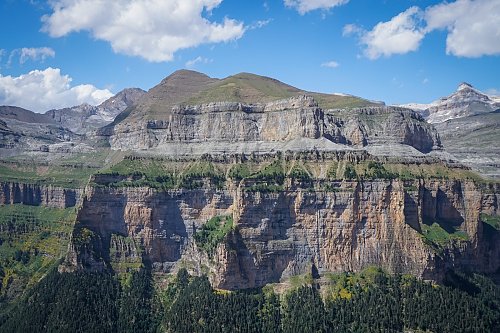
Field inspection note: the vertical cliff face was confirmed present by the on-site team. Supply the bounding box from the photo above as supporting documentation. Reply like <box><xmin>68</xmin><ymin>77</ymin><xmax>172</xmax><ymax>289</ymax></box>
<box><xmin>62</xmin><ymin>175</ymin><xmax>499</xmax><ymax>290</ymax></box>
<box><xmin>63</xmin><ymin>186</ymin><xmax>233</xmax><ymax>272</ymax></box>
<box><xmin>106</xmin><ymin>97</ymin><xmax>440</xmax><ymax>154</ymax></box>
<box><xmin>213</xmin><ymin>181</ymin><xmax>430</xmax><ymax>289</ymax></box>
<box><xmin>0</xmin><ymin>182</ymin><xmax>82</xmax><ymax>208</ymax></box>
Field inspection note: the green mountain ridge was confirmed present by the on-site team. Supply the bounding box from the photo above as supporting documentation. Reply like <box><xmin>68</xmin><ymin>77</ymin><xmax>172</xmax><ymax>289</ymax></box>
<box><xmin>112</xmin><ymin>69</ymin><xmax>378</xmax><ymax>124</ymax></box>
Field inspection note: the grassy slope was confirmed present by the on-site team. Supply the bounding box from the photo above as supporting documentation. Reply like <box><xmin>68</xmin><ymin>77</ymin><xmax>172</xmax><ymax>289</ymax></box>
<box><xmin>186</xmin><ymin>73</ymin><xmax>375</xmax><ymax>110</ymax></box>
<box><xmin>0</xmin><ymin>205</ymin><xmax>77</xmax><ymax>304</ymax></box>
<box><xmin>117</xmin><ymin>71</ymin><xmax>376</xmax><ymax>122</ymax></box>
<box><xmin>0</xmin><ymin>149</ymin><xmax>119</xmax><ymax>188</ymax></box>
<box><xmin>0</xmin><ymin>150</ymin><xmax>120</xmax><ymax>306</ymax></box>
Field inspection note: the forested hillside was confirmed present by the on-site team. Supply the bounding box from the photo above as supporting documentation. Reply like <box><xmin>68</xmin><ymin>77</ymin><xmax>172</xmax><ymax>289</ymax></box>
<box><xmin>1</xmin><ymin>267</ymin><xmax>498</xmax><ymax>333</ymax></box>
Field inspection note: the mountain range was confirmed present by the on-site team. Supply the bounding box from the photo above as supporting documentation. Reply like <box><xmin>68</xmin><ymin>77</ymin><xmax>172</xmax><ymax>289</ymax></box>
<box><xmin>1</xmin><ymin>70</ymin><xmax>498</xmax><ymax>177</ymax></box>
<box><xmin>0</xmin><ymin>87</ymin><xmax>145</xmax><ymax>155</ymax></box>
<box><xmin>0</xmin><ymin>70</ymin><xmax>499</xmax><ymax>333</ymax></box>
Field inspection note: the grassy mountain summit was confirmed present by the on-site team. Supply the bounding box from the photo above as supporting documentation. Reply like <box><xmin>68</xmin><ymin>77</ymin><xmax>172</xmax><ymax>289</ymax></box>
<box><xmin>114</xmin><ymin>70</ymin><xmax>378</xmax><ymax>123</ymax></box>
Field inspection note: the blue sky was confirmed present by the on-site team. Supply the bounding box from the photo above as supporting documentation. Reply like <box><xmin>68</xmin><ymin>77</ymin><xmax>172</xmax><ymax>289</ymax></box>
<box><xmin>0</xmin><ymin>0</ymin><xmax>499</xmax><ymax>112</ymax></box>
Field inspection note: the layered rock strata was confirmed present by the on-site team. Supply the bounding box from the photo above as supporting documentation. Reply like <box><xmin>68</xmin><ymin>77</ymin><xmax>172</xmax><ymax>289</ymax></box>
<box><xmin>105</xmin><ymin>96</ymin><xmax>441</xmax><ymax>155</ymax></box>
<box><xmin>63</xmin><ymin>173</ymin><xmax>499</xmax><ymax>289</ymax></box>
<box><xmin>0</xmin><ymin>182</ymin><xmax>82</xmax><ymax>208</ymax></box>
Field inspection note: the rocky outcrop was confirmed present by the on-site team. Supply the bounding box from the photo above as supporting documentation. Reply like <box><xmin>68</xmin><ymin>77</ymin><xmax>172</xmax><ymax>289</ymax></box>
<box><xmin>0</xmin><ymin>182</ymin><xmax>82</xmax><ymax>208</ymax></box>
<box><xmin>107</xmin><ymin>97</ymin><xmax>441</xmax><ymax>154</ymax></box>
<box><xmin>46</xmin><ymin>88</ymin><xmax>146</xmax><ymax>134</ymax></box>
<box><xmin>62</xmin><ymin>174</ymin><xmax>499</xmax><ymax>290</ymax></box>
<box><xmin>0</xmin><ymin>114</ymin><xmax>81</xmax><ymax>151</ymax></box>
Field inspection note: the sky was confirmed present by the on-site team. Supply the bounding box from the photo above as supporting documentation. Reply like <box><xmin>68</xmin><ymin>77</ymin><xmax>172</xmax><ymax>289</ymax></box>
<box><xmin>0</xmin><ymin>0</ymin><xmax>499</xmax><ymax>112</ymax></box>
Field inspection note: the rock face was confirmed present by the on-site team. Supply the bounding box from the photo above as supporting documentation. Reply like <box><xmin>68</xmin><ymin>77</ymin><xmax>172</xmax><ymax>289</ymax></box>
<box><xmin>0</xmin><ymin>182</ymin><xmax>82</xmax><ymax>208</ymax></box>
<box><xmin>45</xmin><ymin>88</ymin><xmax>146</xmax><ymax>134</ymax></box>
<box><xmin>434</xmin><ymin>112</ymin><xmax>500</xmax><ymax>178</ymax></box>
<box><xmin>106</xmin><ymin>96</ymin><xmax>440</xmax><ymax>155</ymax></box>
<box><xmin>63</xmin><ymin>169</ymin><xmax>499</xmax><ymax>290</ymax></box>
<box><xmin>100</xmin><ymin>70</ymin><xmax>392</xmax><ymax>154</ymax></box>
<box><xmin>0</xmin><ymin>106</ymin><xmax>80</xmax><ymax>151</ymax></box>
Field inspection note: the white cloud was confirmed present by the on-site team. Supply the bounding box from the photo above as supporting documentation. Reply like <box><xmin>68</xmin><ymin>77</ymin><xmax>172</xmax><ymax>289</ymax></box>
<box><xmin>284</xmin><ymin>0</ymin><xmax>349</xmax><ymax>14</ymax></box>
<box><xmin>41</xmin><ymin>0</ymin><xmax>246</xmax><ymax>62</ymax></box>
<box><xmin>425</xmin><ymin>0</ymin><xmax>500</xmax><ymax>57</ymax></box>
<box><xmin>345</xmin><ymin>0</ymin><xmax>500</xmax><ymax>59</ymax></box>
<box><xmin>185</xmin><ymin>56</ymin><xmax>213</xmax><ymax>68</ymax></box>
<box><xmin>19</xmin><ymin>47</ymin><xmax>55</xmax><ymax>64</ymax></box>
<box><xmin>0</xmin><ymin>67</ymin><xmax>113</xmax><ymax>112</ymax></box>
<box><xmin>321</xmin><ymin>60</ymin><xmax>340</xmax><ymax>68</ymax></box>
<box><xmin>342</xmin><ymin>23</ymin><xmax>362</xmax><ymax>37</ymax></box>
<box><xmin>359</xmin><ymin>7</ymin><xmax>425</xmax><ymax>59</ymax></box>
<box><xmin>249</xmin><ymin>19</ymin><xmax>272</xmax><ymax>30</ymax></box>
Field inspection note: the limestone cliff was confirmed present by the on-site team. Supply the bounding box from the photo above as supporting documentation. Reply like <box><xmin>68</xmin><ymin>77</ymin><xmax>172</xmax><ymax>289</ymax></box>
<box><xmin>106</xmin><ymin>96</ymin><xmax>440</xmax><ymax>156</ymax></box>
<box><xmin>61</xmin><ymin>156</ymin><xmax>499</xmax><ymax>290</ymax></box>
<box><xmin>0</xmin><ymin>181</ymin><xmax>82</xmax><ymax>208</ymax></box>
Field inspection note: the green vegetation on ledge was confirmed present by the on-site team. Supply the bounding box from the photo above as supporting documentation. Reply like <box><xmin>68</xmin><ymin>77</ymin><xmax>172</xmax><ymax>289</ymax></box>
<box><xmin>420</xmin><ymin>220</ymin><xmax>469</xmax><ymax>249</ymax></box>
<box><xmin>194</xmin><ymin>216</ymin><xmax>233</xmax><ymax>256</ymax></box>
<box><xmin>481</xmin><ymin>213</ymin><xmax>500</xmax><ymax>230</ymax></box>
<box><xmin>94</xmin><ymin>155</ymin><xmax>494</xmax><ymax>194</ymax></box>
<box><xmin>179</xmin><ymin>161</ymin><xmax>225</xmax><ymax>189</ymax></box>
<box><xmin>98</xmin><ymin>158</ymin><xmax>226</xmax><ymax>190</ymax></box>
<box><xmin>0</xmin><ymin>150</ymin><xmax>113</xmax><ymax>188</ymax></box>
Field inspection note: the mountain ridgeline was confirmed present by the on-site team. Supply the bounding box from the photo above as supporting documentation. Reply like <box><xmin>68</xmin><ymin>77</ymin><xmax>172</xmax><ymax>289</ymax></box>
<box><xmin>0</xmin><ymin>70</ymin><xmax>499</xmax><ymax>332</ymax></box>
<box><xmin>0</xmin><ymin>88</ymin><xmax>145</xmax><ymax>153</ymax></box>
<box><xmin>401</xmin><ymin>82</ymin><xmax>500</xmax><ymax>178</ymax></box>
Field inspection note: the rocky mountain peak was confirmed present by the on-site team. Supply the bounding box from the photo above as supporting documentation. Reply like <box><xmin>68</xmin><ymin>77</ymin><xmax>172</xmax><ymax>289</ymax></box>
<box><xmin>457</xmin><ymin>82</ymin><xmax>474</xmax><ymax>91</ymax></box>
<box><xmin>99</xmin><ymin>88</ymin><xmax>146</xmax><ymax>108</ymax></box>
<box><xmin>400</xmin><ymin>82</ymin><xmax>499</xmax><ymax>124</ymax></box>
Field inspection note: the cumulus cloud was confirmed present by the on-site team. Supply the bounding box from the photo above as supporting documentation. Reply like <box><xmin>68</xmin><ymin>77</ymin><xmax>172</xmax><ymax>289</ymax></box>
<box><xmin>284</xmin><ymin>0</ymin><xmax>349</xmax><ymax>14</ymax></box>
<box><xmin>425</xmin><ymin>0</ymin><xmax>500</xmax><ymax>57</ymax></box>
<box><xmin>185</xmin><ymin>56</ymin><xmax>213</xmax><ymax>68</ymax></box>
<box><xmin>0</xmin><ymin>67</ymin><xmax>113</xmax><ymax>112</ymax></box>
<box><xmin>321</xmin><ymin>60</ymin><xmax>340</xmax><ymax>68</ymax></box>
<box><xmin>41</xmin><ymin>0</ymin><xmax>246</xmax><ymax>62</ymax></box>
<box><xmin>358</xmin><ymin>7</ymin><xmax>425</xmax><ymax>59</ymax></box>
<box><xmin>345</xmin><ymin>0</ymin><xmax>500</xmax><ymax>59</ymax></box>
<box><xmin>19</xmin><ymin>47</ymin><xmax>55</xmax><ymax>64</ymax></box>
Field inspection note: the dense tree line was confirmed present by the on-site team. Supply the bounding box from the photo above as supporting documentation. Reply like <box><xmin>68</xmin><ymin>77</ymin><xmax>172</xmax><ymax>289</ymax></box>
<box><xmin>0</xmin><ymin>269</ymin><xmax>159</xmax><ymax>333</ymax></box>
<box><xmin>163</xmin><ymin>269</ymin><xmax>499</xmax><ymax>333</ymax></box>
<box><xmin>0</xmin><ymin>270</ymin><xmax>120</xmax><ymax>332</ymax></box>
<box><xmin>0</xmin><ymin>268</ymin><xmax>498</xmax><ymax>332</ymax></box>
